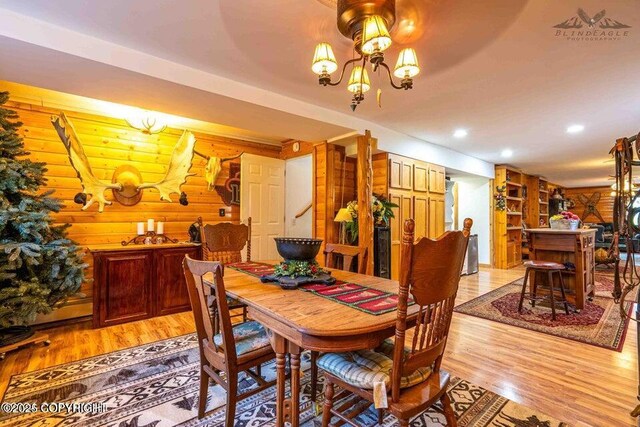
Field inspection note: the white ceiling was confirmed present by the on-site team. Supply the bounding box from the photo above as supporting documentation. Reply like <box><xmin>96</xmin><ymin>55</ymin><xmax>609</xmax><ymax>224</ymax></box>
<box><xmin>0</xmin><ymin>0</ymin><xmax>638</xmax><ymax>186</ymax></box>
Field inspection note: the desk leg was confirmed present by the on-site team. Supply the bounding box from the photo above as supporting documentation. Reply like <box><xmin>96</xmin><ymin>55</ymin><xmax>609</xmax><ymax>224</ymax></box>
<box><xmin>289</xmin><ymin>343</ymin><xmax>302</xmax><ymax>427</ymax></box>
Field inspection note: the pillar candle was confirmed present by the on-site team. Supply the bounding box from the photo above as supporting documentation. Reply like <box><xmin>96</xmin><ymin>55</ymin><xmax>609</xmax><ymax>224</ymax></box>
<box><xmin>137</xmin><ymin>222</ymin><xmax>145</xmax><ymax>235</ymax></box>
<box><xmin>157</xmin><ymin>221</ymin><xmax>164</xmax><ymax>235</ymax></box>
<box><xmin>147</xmin><ymin>219</ymin><xmax>154</xmax><ymax>232</ymax></box>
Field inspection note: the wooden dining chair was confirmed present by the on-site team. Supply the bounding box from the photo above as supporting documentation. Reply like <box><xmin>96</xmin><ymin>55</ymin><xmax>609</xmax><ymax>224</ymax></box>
<box><xmin>318</xmin><ymin>218</ymin><xmax>473</xmax><ymax>427</ymax></box>
<box><xmin>199</xmin><ymin>217</ymin><xmax>252</xmax><ymax>325</ymax></box>
<box><xmin>183</xmin><ymin>255</ymin><xmax>276</xmax><ymax>426</ymax></box>
<box><xmin>323</xmin><ymin>243</ymin><xmax>367</xmax><ymax>274</ymax></box>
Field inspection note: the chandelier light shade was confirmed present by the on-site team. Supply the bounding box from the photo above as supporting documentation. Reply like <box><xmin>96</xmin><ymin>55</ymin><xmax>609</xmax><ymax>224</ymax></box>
<box><xmin>394</xmin><ymin>47</ymin><xmax>420</xmax><ymax>78</ymax></box>
<box><xmin>311</xmin><ymin>0</ymin><xmax>420</xmax><ymax>110</ymax></box>
<box><xmin>312</xmin><ymin>42</ymin><xmax>338</xmax><ymax>75</ymax></box>
<box><xmin>361</xmin><ymin>15</ymin><xmax>392</xmax><ymax>55</ymax></box>
<box><xmin>347</xmin><ymin>66</ymin><xmax>371</xmax><ymax>94</ymax></box>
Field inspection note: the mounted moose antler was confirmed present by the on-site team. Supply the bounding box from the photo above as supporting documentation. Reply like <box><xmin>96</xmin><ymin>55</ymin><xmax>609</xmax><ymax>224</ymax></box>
<box><xmin>52</xmin><ymin>113</ymin><xmax>123</xmax><ymax>212</ymax></box>
<box><xmin>138</xmin><ymin>131</ymin><xmax>196</xmax><ymax>202</ymax></box>
<box><xmin>51</xmin><ymin>113</ymin><xmax>196</xmax><ymax>212</ymax></box>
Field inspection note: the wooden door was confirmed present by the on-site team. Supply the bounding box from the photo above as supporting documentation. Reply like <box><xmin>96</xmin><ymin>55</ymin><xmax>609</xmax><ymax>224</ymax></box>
<box><xmin>241</xmin><ymin>153</ymin><xmax>285</xmax><ymax>261</ymax></box>
<box><xmin>389</xmin><ymin>157</ymin><xmax>402</xmax><ymax>189</ymax></box>
<box><xmin>94</xmin><ymin>250</ymin><xmax>153</xmax><ymax>327</ymax></box>
<box><xmin>428</xmin><ymin>196</ymin><xmax>445</xmax><ymax>238</ymax></box>
<box><xmin>389</xmin><ymin>192</ymin><xmax>402</xmax><ymax>280</ymax></box>
<box><xmin>428</xmin><ymin>164</ymin><xmax>446</xmax><ymax>194</ymax></box>
<box><xmin>413</xmin><ymin>162</ymin><xmax>428</xmax><ymax>192</ymax></box>
<box><xmin>155</xmin><ymin>246</ymin><xmax>201</xmax><ymax>316</ymax></box>
<box><xmin>413</xmin><ymin>195</ymin><xmax>428</xmax><ymax>239</ymax></box>
<box><xmin>401</xmin><ymin>161</ymin><xmax>413</xmax><ymax>190</ymax></box>
<box><xmin>389</xmin><ymin>192</ymin><xmax>412</xmax><ymax>280</ymax></box>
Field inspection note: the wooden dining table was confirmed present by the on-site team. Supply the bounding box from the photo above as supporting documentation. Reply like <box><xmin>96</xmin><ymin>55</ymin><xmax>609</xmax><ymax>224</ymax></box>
<box><xmin>205</xmin><ymin>261</ymin><xmax>419</xmax><ymax>427</ymax></box>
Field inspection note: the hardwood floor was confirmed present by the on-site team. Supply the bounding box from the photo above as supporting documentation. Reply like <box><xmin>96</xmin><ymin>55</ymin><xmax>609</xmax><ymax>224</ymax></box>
<box><xmin>1</xmin><ymin>266</ymin><xmax>637</xmax><ymax>426</ymax></box>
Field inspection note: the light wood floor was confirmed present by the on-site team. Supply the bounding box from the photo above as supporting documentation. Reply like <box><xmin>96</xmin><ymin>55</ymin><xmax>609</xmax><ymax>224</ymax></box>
<box><xmin>1</xmin><ymin>267</ymin><xmax>637</xmax><ymax>426</ymax></box>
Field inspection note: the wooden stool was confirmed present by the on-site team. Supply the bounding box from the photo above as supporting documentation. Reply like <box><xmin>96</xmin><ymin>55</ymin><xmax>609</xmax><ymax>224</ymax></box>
<box><xmin>518</xmin><ymin>260</ymin><xmax>570</xmax><ymax>320</ymax></box>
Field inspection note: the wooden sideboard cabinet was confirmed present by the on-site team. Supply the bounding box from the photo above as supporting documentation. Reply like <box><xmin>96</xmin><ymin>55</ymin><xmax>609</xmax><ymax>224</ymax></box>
<box><xmin>90</xmin><ymin>243</ymin><xmax>201</xmax><ymax>328</ymax></box>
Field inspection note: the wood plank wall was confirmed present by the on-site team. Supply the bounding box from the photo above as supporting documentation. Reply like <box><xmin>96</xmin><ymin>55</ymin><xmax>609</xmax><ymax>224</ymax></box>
<box><xmin>9</xmin><ymin>101</ymin><xmax>282</xmax><ymax>308</ymax></box>
<box><xmin>372</xmin><ymin>153</ymin><xmax>388</xmax><ymax>196</ymax></box>
<box><xmin>564</xmin><ymin>186</ymin><xmax>613</xmax><ymax>223</ymax></box>
<box><xmin>313</xmin><ymin>142</ymin><xmax>362</xmax><ymax>261</ymax></box>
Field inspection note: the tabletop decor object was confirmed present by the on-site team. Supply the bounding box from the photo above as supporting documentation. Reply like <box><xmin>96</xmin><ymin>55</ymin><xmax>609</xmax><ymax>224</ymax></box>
<box><xmin>344</xmin><ymin>194</ymin><xmax>397</xmax><ymax>244</ymax></box>
<box><xmin>121</xmin><ymin>218</ymin><xmax>178</xmax><ymax>246</ymax></box>
<box><xmin>263</xmin><ymin>238</ymin><xmax>334</xmax><ymax>289</ymax></box>
<box><xmin>273</xmin><ymin>237</ymin><xmax>323</xmax><ymax>260</ymax></box>
<box><xmin>227</xmin><ymin>261</ymin><xmax>412</xmax><ymax>315</ymax></box>
<box><xmin>550</xmin><ymin>211</ymin><xmax>581</xmax><ymax>230</ymax></box>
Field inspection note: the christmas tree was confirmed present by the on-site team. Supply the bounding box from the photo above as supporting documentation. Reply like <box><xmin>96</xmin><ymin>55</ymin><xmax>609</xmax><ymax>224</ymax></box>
<box><xmin>0</xmin><ymin>91</ymin><xmax>86</xmax><ymax>342</ymax></box>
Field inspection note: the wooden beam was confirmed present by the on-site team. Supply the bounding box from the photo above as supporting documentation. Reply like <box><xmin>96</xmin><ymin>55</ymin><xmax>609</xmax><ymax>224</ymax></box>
<box><xmin>357</xmin><ymin>131</ymin><xmax>375</xmax><ymax>275</ymax></box>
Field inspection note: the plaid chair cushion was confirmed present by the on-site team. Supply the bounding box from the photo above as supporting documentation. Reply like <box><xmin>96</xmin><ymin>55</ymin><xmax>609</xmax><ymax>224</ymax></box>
<box><xmin>213</xmin><ymin>321</ymin><xmax>269</xmax><ymax>356</ymax></box>
<box><xmin>317</xmin><ymin>339</ymin><xmax>432</xmax><ymax>390</ymax></box>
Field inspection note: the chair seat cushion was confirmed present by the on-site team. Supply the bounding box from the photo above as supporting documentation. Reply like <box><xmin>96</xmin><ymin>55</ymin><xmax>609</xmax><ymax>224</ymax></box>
<box><xmin>317</xmin><ymin>339</ymin><xmax>431</xmax><ymax>390</ymax></box>
<box><xmin>213</xmin><ymin>321</ymin><xmax>270</xmax><ymax>356</ymax></box>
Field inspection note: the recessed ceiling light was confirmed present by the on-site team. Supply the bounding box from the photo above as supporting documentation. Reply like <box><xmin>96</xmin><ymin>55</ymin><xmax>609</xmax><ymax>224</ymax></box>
<box><xmin>566</xmin><ymin>124</ymin><xmax>585</xmax><ymax>134</ymax></box>
<box><xmin>501</xmin><ymin>149</ymin><xmax>513</xmax><ymax>158</ymax></box>
<box><xmin>453</xmin><ymin>129</ymin><xmax>468</xmax><ymax>138</ymax></box>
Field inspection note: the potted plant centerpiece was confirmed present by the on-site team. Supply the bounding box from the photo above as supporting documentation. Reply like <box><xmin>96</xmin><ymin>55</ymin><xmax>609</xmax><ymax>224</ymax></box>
<box><xmin>344</xmin><ymin>194</ymin><xmax>398</xmax><ymax>244</ymax></box>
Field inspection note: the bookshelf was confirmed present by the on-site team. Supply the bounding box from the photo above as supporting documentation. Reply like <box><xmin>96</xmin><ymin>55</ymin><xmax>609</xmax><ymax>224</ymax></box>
<box><xmin>494</xmin><ymin>165</ymin><xmax>524</xmax><ymax>269</ymax></box>
<box><xmin>525</xmin><ymin>176</ymin><xmax>550</xmax><ymax>228</ymax></box>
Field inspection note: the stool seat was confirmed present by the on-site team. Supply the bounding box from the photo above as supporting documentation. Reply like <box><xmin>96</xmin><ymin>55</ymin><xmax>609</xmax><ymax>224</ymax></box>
<box><xmin>518</xmin><ymin>262</ymin><xmax>570</xmax><ymax>320</ymax></box>
<box><xmin>523</xmin><ymin>260</ymin><xmax>565</xmax><ymax>270</ymax></box>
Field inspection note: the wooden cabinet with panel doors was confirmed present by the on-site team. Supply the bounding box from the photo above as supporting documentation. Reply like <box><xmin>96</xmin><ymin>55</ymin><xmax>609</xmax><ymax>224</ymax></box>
<box><xmin>90</xmin><ymin>243</ymin><xmax>201</xmax><ymax>328</ymax></box>
<box><xmin>380</xmin><ymin>153</ymin><xmax>447</xmax><ymax>279</ymax></box>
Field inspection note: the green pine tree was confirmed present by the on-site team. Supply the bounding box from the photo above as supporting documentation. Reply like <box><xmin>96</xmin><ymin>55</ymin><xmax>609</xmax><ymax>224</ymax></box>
<box><xmin>0</xmin><ymin>91</ymin><xmax>86</xmax><ymax>328</ymax></box>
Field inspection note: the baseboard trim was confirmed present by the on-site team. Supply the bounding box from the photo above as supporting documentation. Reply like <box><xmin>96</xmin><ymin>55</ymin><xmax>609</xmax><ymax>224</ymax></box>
<box><xmin>32</xmin><ymin>302</ymin><xmax>93</xmax><ymax>326</ymax></box>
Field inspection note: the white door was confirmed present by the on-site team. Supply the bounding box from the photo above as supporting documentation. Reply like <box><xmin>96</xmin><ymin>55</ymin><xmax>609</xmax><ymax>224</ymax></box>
<box><xmin>240</xmin><ymin>153</ymin><xmax>285</xmax><ymax>261</ymax></box>
<box><xmin>285</xmin><ymin>154</ymin><xmax>312</xmax><ymax>238</ymax></box>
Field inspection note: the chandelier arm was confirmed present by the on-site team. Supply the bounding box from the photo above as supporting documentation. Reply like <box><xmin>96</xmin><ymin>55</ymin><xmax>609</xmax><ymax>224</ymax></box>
<box><xmin>327</xmin><ymin>56</ymin><xmax>364</xmax><ymax>86</ymax></box>
<box><xmin>379</xmin><ymin>62</ymin><xmax>405</xmax><ymax>90</ymax></box>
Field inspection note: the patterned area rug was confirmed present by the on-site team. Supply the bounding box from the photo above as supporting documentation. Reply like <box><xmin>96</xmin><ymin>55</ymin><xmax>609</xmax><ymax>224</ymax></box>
<box><xmin>594</xmin><ymin>266</ymin><xmax>639</xmax><ymax>300</ymax></box>
<box><xmin>1</xmin><ymin>334</ymin><xmax>568</xmax><ymax>426</ymax></box>
<box><xmin>454</xmin><ymin>279</ymin><xmax>633</xmax><ymax>351</ymax></box>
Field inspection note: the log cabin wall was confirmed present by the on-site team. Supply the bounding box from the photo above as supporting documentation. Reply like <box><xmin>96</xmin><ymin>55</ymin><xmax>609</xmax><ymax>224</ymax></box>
<box><xmin>10</xmin><ymin>100</ymin><xmax>282</xmax><ymax>320</ymax></box>
<box><xmin>280</xmin><ymin>139</ymin><xmax>315</xmax><ymax>160</ymax></box>
<box><xmin>564</xmin><ymin>186</ymin><xmax>613</xmax><ymax>223</ymax></box>
<box><xmin>312</xmin><ymin>142</ymin><xmax>360</xmax><ymax>262</ymax></box>
<box><xmin>372</xmin><ymin>153</ymin><xmax>389</xmax><ymax>196</ymax></box>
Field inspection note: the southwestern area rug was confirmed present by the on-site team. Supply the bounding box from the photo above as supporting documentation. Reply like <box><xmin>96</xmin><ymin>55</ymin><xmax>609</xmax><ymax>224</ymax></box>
<box><xmin>0</xmin><ymin>334</ymin><xmax>568</xmax><ymax>426</ymax></box>
<box><xmin>454</xmin><ymin>276</ymin><xmax>633</xmax><ymax>351</ymax></box>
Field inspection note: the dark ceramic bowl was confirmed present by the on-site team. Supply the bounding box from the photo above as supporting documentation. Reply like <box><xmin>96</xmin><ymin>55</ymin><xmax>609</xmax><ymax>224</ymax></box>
<box><xmin>274</xmin><ymin>237</ymin><xmax>323</xmax><ymax>261</ymax></box>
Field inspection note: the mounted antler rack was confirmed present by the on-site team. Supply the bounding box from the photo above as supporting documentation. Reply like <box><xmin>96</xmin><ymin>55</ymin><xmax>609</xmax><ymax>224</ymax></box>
<box><xmin>121</xmin><ymin>231</ymin><xmax>179</xmax><ymax>246</ymax></box>
<box><xmin>193</xmin><ymin>150</ymin><xmax>243</xmax><ymax>191</ymax></box>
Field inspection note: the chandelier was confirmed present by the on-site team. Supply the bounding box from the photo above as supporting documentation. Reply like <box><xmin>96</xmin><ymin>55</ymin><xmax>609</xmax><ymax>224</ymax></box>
<box><xmin>311</xmin><ymin>0</ymin><xmax>420</xmax><ymax>110</ymax></box>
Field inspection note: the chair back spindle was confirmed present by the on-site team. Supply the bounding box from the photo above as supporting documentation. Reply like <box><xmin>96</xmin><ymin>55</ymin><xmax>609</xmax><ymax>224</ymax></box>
<box><xmin>391</xmin><ymin>218</ymin><xmax>472</xmax><ymax>402</ymax></box>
